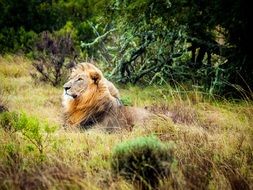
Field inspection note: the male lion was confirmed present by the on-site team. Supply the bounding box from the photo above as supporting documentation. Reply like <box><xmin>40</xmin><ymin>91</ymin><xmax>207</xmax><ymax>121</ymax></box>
<box><xmin>62</xmin><ymin>62</ymin><xmax>151</xmax><ymax>130</ymax></box>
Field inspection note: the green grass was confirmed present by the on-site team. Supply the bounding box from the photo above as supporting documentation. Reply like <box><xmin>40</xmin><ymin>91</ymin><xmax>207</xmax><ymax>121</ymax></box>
<box><xmin>0</xmin><ymin>55</ymin><xmax>252</xmax><ymax>189</ymax></box>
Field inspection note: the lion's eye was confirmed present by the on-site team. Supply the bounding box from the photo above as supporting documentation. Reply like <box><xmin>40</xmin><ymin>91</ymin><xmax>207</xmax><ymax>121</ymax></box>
<box><xmin>77</xmin><ymin>78</ymin><xmax>83</xmax><ymax>81</ymax></box>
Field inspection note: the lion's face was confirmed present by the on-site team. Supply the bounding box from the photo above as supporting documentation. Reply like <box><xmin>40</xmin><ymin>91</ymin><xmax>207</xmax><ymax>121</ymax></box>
<box><xmin>63</xmin><ymin>73</ymin><xmax>89</xmax><ymax>98</ymax></box>
<box><xmin>63</xmin><ymin>63</ymin><xmax>102</xmax><ymax>99</ymax></box>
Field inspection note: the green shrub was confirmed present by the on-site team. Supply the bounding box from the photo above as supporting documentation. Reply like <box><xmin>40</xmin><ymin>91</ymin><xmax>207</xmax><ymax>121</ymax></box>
<box><xmin>17</xmin><ymin>27</ymin><xmax>38</xmax><ymax>52</ymax></box>
<box><xmin>0</xmin><ymin>111</ymin><xmax>57</xmax><ymax>154</ymax></box>
<box><xmin>0</xmin><ymin>111</ymin><xmax>20</xmax><ymax>131</ymax></box>
<box><xmin>111</xmin><ymin>136</ymin><xmax>175</xmax><ymax>189</ymax></box>
<box><xmin>0</xmin><ymin>27</ymin><xmax>37</xmax><ymax>53</ymax></box>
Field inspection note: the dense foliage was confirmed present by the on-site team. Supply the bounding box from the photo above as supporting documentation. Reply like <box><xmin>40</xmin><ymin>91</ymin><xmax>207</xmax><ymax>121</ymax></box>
<box><xmin>0</xmin><ymin>0</ymin><xmax>251</xmax><ymax>97</ymax></box>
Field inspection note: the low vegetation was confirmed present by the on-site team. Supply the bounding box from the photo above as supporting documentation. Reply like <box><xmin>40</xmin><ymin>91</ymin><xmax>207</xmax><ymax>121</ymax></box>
<box><xmin>111</xmin><ymin>136</ymin><xmax>175</xmax><ymax>189</ymax></box>
<box><xmin>0</xmin><ymin>55</ymin><xmax>252</xmax><ymax>189</ymax></box>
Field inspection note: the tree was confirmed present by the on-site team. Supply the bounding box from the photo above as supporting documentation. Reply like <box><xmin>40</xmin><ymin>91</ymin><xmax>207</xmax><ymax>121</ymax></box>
<box><xmin>88</xmin><ymin>0</ymin><xmax>252</xmax><ymax>96</ymax></box>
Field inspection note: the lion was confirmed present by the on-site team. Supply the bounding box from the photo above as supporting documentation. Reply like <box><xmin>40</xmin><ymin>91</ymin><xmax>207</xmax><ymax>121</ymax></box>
<box><xmin>62</xmin><ymin>62</ymin><xmax>152</xmax><ymax>130</ymax></box>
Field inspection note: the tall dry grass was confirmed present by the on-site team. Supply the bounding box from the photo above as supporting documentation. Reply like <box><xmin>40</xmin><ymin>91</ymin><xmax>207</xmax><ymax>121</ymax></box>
<box><xmin>0</xmin><ymin>55</ymin><xmax>252</xmax><ymax>189</ymax></box>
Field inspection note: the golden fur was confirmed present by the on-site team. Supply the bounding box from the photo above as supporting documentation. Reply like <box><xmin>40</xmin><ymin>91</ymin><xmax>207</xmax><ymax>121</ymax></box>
<box><xmin>62</xmin><ymin>62</ymin><xmax>151</xmax><ymax>130</ymax></box>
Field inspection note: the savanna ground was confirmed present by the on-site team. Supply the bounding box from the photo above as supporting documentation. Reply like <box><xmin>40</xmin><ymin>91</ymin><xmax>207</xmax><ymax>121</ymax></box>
<box><xmin>0</xmin><ymin>55</ymin><xmax>252</xmax><ymax>190</ymax></box>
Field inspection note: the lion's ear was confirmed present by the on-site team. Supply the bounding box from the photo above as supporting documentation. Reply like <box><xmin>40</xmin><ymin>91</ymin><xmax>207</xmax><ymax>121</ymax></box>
<box><xmin>89</xmin><ymin>71</ymin><xmax>101</xmax><ymax>84</ymax></box>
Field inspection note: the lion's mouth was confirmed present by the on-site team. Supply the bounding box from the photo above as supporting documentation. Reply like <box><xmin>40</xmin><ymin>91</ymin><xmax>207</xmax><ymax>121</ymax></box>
<box><xmin>65</xmin><ymin>92</ymin><xmax>77</xmax><ymax>99</ymax></box>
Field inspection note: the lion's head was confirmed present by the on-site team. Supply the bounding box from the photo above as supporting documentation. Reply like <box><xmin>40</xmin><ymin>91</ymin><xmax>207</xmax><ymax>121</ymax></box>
<box><xmin>63</xmin><ymin>63</ymin><xmax>102</xmax><ymax>99</ymax></box>
<box><xmin>62</xmin><ymin>62</ymin><xmax>120</xmax><ymax>127</ymax></box>
<box><xmin>63</xmin><ymin>63</ymin><xmax>119</xmax><ymax>101</ymax></box>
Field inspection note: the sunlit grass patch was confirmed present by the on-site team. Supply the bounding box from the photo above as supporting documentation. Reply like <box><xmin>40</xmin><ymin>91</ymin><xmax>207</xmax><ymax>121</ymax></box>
<box><xmin>0</xmin><ymin>64</ymin><xmax>27</xmax><ymax>78</ymax></box>
<box><xmin>0</xmin><ymin>55</ymin><xmax>30</xmax><ymax>78</ymax></box>
<box><xmin>120</xmin><ymin>85</ymin><xmax>172</xmax><ymax>106</ymax></box>
<box><xmin>0</xmin><ymin>56</ymin><xmax>62</xmax><ymax>124</ymax></box>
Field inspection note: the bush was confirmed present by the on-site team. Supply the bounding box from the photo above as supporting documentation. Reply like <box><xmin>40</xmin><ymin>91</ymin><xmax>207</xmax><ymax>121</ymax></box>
<box><xmin>0</xmin><ymin>111</ymin><xmax>57</xmax><ymax>154</ymax></box>
<box><xmin>111</xmin><ymin>136</ymin><xmax>175</xmax><ymax>189</ymax></box>
<box><xmin>17</xmin><ymin>27</ymin><xmax>38</xmax><ymax>52</ymax></box>
<box><xmin>32</xmin><ymin>31</ymin><xmax>77</xmax><ymax>86</ymax></box>
<box><xmin>0</xmin><ymin>27</ymin><xmax>38</xmax><ymax>53</ymax></box>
